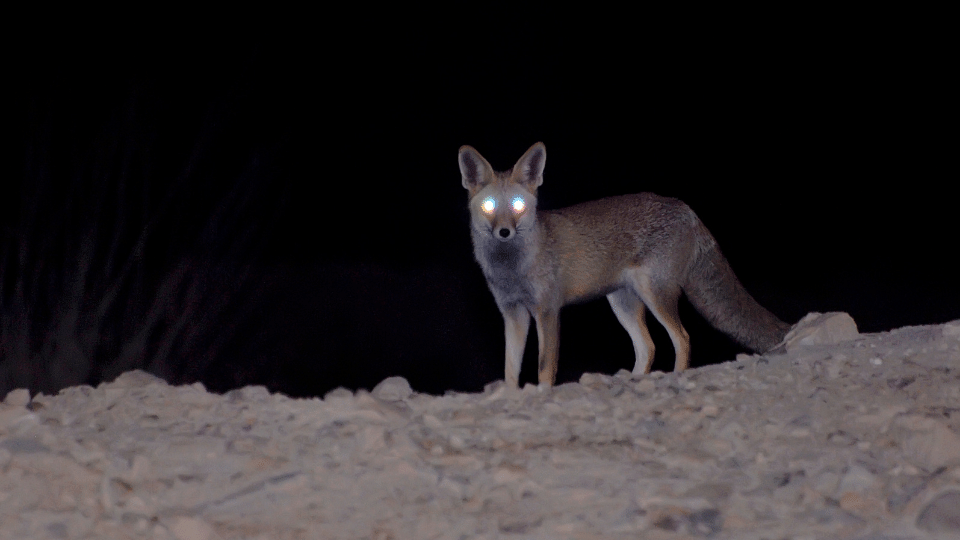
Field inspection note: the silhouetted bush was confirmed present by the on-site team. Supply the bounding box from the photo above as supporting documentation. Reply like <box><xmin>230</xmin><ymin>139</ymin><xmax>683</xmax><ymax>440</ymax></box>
<box><xmin>1</xmin><ymin>89</ymin><xmax>281</xmax><ymax>396</ymax></box>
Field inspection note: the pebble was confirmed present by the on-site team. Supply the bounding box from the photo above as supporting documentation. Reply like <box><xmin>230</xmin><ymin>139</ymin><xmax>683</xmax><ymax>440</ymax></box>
<box><xmin>2</xmin><ymin>388</ymin><xmax>30</xmax><ymax>407</ymax></box>
<box><xmin>916</xmin><ymin>490</ymin><xmax>960</xmax><ymax>533</ymax></box>
<box><xmin>0</xmin><ymin>313</ymin><xmax>957</xmax><ymax>539</ymax></box>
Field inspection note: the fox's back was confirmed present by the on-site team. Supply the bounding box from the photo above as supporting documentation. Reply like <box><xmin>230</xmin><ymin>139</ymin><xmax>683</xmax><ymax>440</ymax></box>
<box><xmin>537</xmin><ymin>193</ymin><xmax>702</xmax><ymax>303</ymax></box>
<box><xmin>541</xmin><ymin>193</ymin><xmax>699</xmax><ymax>261</ymax></box>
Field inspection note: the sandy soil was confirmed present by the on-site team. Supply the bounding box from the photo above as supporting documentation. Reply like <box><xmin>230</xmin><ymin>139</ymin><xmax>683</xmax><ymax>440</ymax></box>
<box><xmin>1</xmin><ymin>313</ymin><xmax>958</xmax><ymax>539</ymax></box>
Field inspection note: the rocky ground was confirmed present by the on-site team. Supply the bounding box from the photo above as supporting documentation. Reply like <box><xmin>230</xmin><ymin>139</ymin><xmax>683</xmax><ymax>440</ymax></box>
<box><xmin>1</xmin><ymin>312</ymin><xmax>959</xmax><ymax>539</ymax></box>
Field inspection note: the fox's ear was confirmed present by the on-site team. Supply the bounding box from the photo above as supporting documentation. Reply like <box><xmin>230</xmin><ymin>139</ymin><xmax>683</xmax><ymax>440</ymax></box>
<box><xmin>515</xmin><ymin>142</ymin><xmax>546</xmax><ymax>189</ymax></box>
<box><xmin>459</xmin><ymin>145</ymin><xmax>493</xmax><ymax>192</ymax></box>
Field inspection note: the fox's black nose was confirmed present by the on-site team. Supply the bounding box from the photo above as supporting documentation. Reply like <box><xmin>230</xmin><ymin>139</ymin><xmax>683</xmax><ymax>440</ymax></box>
<box><xmin>497</xmin><ymin>227</ymin><xmax>513</xmax><ymax>240</ymax></box>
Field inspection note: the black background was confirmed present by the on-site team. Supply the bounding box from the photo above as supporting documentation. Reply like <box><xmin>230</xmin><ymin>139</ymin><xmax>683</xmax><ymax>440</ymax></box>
<box><xmin>4</xmin><ymin>8</ymin><xmax>956</xmax><ymax>397</ymax></box>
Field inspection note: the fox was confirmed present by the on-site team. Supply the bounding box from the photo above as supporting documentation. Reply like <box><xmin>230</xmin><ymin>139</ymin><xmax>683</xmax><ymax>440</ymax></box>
<box><xmin>459</xmin><ymin>141</ymin><xmax>791</xmax><ymax>388</ymax></box>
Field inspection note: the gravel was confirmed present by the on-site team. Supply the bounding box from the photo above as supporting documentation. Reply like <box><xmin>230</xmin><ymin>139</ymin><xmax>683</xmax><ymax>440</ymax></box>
<box><xmin>1</xmin><ymin>313</ymin><xmax>958</xmax><ymax>539</ymax></box>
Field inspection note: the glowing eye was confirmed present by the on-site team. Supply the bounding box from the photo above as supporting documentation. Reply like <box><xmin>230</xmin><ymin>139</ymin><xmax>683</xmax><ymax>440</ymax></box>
<box><xmin>480</xmin><ymin>197</ymin><xmax>496</xmax><ymax>214</ymax></box>
<box><xmin>511</xmin><ymin>196</ymin><xmax>526</xmax><ymax>213</ymax></box>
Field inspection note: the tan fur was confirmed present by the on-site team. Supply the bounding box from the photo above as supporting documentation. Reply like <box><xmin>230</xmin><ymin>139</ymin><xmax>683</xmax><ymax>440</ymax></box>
<box><xmin>460</xmin><ymin>142</ymin><xmax>790</xmax><ymax>388</ymax></box>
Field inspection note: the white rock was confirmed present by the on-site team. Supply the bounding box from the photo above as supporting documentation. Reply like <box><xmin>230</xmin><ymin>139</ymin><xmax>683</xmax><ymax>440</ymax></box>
<box><xmin>635</xmin><ymin>378</ymin><xmax>656</xmax><ymax>393</ymax></box>
<box><xmin>779</xmin><ymin>311</ymin><xmax>860</xmax><ymax>351</ymax></box>
<box><xmin>898</xmin><ymin>417</ymin><xmax>960</xmax><ymax>469</ymax></box>
<box><xmin>838</xmin><ymin>464</ymin><xmax>877</xmax><ymax>493</ymax></box>
<box><xmin>3</xmin><ymin>388</ymin><xmax>30</xmax><ymax>407</ymax></box>
<box><xmin>422</xmin><ymin>413</ymin><xmax>443</xmax><ymax>430</ymax></box>
<box><xmin>168</xmin><ymin>516</ymin><xmax>217</xmax><ymax>540</ymax></box>
<box><xmin>916</xmin><ymin>490</ymin><xmax>960</xmax><ymax>534</ymax></box>
<box><xmin>107</xmin><ymin>369</ymin><xmax>167</xmax><ymax>388</ymax></box>
<box><xmin>943</xmin><ymin>321</ymin><xmax>960</xmax><ymax>338</ymax></box>
<box><xmin>324</xmin><ymin>386</ymin><xmax>354</xmax><ymax>401</ymax></box>
<box><xmin>372</xmin><ymin>376</ymin><xmax>413</xmax><ymax>401</ymax></box>
<box><xmin>357</xmin><ymin>425</ymin><xmax>387</xmax><ymax>453</ymax></box>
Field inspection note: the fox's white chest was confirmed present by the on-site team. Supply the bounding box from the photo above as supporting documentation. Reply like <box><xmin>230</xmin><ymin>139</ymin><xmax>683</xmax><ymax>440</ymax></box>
<box><xmin>473</xmin><ymin>235</ymin><xmax>539</xmax><ymax>307</ymax></box>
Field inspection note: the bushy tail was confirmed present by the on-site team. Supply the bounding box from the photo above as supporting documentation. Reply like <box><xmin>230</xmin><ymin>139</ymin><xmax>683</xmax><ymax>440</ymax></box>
<box><xmin>683</xmin><ymin>223</ymin><xmax>790</xmax><ymax>352</ymax></box>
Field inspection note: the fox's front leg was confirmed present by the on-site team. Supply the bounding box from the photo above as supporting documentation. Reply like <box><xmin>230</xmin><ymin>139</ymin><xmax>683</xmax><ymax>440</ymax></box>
<box><xmin>534</xmin><ymin>308</ymin><xmax>560</xmax><ymax>386</ymax></box>
<box><xmin>502</xmin><ymin>304</ymin><xmax>531</xmax><ymax>388</ymax></box>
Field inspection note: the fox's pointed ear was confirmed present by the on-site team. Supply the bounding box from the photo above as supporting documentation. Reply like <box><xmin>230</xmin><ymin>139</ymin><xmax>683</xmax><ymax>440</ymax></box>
<box><xmin>459</xmin><ymin>145</ymin><xmax>493</xmax><ymax>192</ymax></box>
<box><xmin>515</xmin><ymin>142</ymin><xmax>546</xmax><ymax>189</ymax></box>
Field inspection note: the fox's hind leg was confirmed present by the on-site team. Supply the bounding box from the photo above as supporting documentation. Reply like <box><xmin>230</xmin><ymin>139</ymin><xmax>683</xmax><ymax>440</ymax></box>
<box><xmin>625</xmin><ymin>270</ymin><xmax>690</xmax><ymax>372</ymax></box>
<box><xmin>607</xmin><ymin>289</ymin><xmax>656</xmax><ymax>374</ymax></box>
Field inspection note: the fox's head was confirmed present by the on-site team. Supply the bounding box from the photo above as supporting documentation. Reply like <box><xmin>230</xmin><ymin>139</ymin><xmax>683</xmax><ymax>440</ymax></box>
<box><xmin>459</xmin><ymin>142</ymin><xmax>545</xmax><ymax>242</ymax></box>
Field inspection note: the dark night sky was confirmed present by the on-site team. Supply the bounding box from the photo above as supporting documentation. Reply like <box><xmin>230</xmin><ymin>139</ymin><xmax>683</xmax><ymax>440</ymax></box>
<box><xmin>5</xmin><ymin>10</ymin><xmax>956</xmax><ymax>397</ymax></box>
